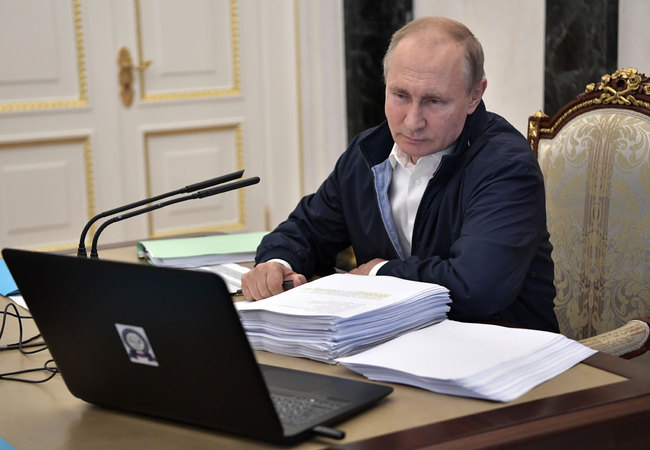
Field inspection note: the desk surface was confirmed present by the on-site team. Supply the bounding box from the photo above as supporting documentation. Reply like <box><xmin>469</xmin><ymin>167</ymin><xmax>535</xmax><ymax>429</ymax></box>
<box><xmin>1</xmin><ymin>245</ymin><xmax>649</xmax><ymax>449</ymax></box>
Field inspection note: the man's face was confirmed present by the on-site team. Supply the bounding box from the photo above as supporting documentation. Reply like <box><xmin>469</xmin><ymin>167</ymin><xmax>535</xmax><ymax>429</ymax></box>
<box><xmin>385</xmin><ymin>34</ymin><xmax>485</xmax><ymax>161</ymax></box>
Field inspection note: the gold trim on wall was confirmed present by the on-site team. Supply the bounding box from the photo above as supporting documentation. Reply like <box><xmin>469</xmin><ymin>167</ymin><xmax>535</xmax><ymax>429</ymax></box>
<box><xmin>142</xmin><ymin>123</ymin><xmax>246</xmax><ymax>238</ymax></box>
<box><xmin>0</xmin><ymin>0</ymin><xmax>88</xmax><ymax>112</ymax></box>
<box><xmin>0</xmin><ymin>135</ymin><xmax>95</xmax><ymax>251</ymax></box>
<box><xmin>134</xmin><ymin>0</ymin><xmax>241</xmax><ymax>102</ymax></box>
<box><xmin>293</xmin><ymin>0</ymin><xmax>305</xmax><ymax>198</ymax></box>
<box><xmin>82</xmin><ymin>138</ymin><xmax>95</xmax><ymax>228</ymax></box>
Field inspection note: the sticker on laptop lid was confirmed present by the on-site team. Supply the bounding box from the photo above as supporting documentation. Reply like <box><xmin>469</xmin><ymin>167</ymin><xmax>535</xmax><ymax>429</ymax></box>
<box><xmin>115</xmin><ymin>323</ymin><xmax>159</xmax><ymax>367</ymax></box>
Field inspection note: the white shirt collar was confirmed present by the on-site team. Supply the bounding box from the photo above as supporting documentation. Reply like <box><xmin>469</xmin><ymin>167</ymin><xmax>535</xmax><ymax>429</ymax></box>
<box><xmin>388</xmin><ymin>142</ymin><xmax>455</xmax><ymax>171</ymax></box>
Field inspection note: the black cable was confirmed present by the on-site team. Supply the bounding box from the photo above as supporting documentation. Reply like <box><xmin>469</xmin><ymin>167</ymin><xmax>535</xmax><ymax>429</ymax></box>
<box><xmin>0</xmin><ymin>359</ymin><xmax>58</xmax><ymax>383</ymax></box>
<box><xmin>0</xmin><ymin>302</ymin><xmax>58</xmax><ymax>382</ymax></box>
<box><xmin>0</xmin><ymin>337</ymin><xmax>48</xmax><ymax>353</ymax></box>
<box><xmin>0</xmin><ymin>301</ymin><xmax>24</xmax><ymax>344</ymax></box>
<box><xmin>0</xmin><ymin>302</ymin><xmax>46</xmax><ymax>353</ymax></box>
<box><xmin>0</xmin><ymin>304</ymin><xmax>32</xmax><ymax>319</ymax></box>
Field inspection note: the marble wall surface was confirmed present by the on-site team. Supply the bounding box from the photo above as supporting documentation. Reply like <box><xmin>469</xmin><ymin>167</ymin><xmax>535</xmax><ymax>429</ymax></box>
<box><xmin>343</xmin><ymin>0</ymin><xmax>411</xmax><ymax>138</ymax></box>
<box><xmin>544</xmin><ymin>0</ymin><xmax>619</xmax><ymax>117</ymax></box>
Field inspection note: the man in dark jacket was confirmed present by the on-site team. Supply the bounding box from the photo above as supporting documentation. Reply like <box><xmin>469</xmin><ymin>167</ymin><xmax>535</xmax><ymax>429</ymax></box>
<box><xmin>241</xmin><ymin>16</ymin><xmax>558</xmax><ymax>332</ymax></box>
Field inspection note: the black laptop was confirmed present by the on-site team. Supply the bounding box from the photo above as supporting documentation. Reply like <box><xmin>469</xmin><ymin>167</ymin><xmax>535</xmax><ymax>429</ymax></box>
<box><xmin>2</xmin><ymin>248</ymin><xmax>392</xmax><ymax>445</ymax></box>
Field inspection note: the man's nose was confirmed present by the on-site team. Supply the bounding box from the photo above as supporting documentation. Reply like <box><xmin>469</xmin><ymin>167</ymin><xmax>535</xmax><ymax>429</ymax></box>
<box><xmin>404</xmin><ymin>103</ymin><xmax>425</xmax><ymax>130</ymax></box>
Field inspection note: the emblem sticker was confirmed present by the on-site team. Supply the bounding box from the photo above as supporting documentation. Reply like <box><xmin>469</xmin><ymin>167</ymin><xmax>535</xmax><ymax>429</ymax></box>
<box><xmin>115</xmin><ymin>323</ymin><xmax>159</xmax><ymax>367</ymax></box>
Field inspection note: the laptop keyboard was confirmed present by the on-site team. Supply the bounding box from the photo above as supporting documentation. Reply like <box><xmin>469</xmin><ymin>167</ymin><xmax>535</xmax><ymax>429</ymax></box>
<box><xmin>270</xmin><ymin>392</ymin><xmax>348</xmax><ymax>426</ymax></box>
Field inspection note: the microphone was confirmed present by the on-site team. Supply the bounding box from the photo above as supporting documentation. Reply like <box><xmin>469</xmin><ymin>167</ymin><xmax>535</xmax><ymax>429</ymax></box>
<box><xmin>89</xmin><ymin>176</ymin><xmax>260</xmax><ymax>258</ymax></box>
<box><xmin>77</xmin><ymin>170</ymin><xmax>245</xmax><ymax>257</ymax></box>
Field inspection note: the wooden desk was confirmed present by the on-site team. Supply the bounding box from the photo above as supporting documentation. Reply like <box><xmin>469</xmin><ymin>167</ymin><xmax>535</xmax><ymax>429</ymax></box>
<box><xmin>1</xmin><ymin>246</ymin><xmax>649</xmax><ymax>449</ymax></box>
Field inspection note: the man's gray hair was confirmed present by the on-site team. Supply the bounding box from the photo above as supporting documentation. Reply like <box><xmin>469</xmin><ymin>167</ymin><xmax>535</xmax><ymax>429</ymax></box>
<box><xmin>383</xmin><ymin>16</ymin><xmax>485</xmax><ymax>92</ymax></box>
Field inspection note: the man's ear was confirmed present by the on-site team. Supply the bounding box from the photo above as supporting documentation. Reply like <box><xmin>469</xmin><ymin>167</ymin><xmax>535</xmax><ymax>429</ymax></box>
<box><xmin>467</xmin><ymin>78</ymin><xmax>487</xmax><ymax>114</ymax></box>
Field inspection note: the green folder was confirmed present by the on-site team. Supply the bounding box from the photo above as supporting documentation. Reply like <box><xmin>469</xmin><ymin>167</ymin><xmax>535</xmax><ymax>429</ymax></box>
<box><xmin>136</xmin><ymin>231</ymin><xmax>268</xmax><ymax>268</ymax></box>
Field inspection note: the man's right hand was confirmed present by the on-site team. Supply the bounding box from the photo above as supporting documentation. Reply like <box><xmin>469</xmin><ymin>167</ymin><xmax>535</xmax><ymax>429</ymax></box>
<box><xmin>240</xmin><ymin>261</ymin><xmax>306</xmax><ymax>301</ymax></box>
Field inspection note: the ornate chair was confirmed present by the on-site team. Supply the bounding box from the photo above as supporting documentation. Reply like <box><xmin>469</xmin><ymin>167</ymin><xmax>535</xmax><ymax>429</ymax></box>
<box><xmin>528</xmin><ymin>68</ymin><xmax>649</xmax><ymax>359</ymax></box>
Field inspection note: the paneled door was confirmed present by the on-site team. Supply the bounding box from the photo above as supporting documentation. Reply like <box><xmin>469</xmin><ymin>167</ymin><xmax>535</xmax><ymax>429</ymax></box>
<box><xmin>0</xmin><ymin>0</ymin><xmax>303</xmax><ymax>250</ymax></box>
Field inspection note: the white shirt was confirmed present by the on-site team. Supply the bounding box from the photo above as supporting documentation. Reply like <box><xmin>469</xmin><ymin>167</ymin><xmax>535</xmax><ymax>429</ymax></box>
<box><xmin>388</xmin><ymin>143</ymin><xmax>452</xmax><ymax>257</ymax></box>
<box><xmin>368</xmin><ymin>143</ymin><xmax>453</xmax><ymax>275</ymax></box>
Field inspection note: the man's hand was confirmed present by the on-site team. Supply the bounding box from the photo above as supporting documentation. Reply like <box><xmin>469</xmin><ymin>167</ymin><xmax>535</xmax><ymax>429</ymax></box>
<box><xmin>240</xmin><ymin>261</ymin><xmax>307</xmax><ymax>301</ymax></box>
<box><xmin>348</xmin><ymin>258</ymin><xmax>386</xmax><ymax>275</ymax></box>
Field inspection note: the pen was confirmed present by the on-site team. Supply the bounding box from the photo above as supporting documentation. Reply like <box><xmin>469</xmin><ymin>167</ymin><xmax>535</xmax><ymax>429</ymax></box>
<box><xmin>234</xmin><ymin>280</ymin><xmax>294</xmax><ymax>296</ymax></box>
<box><xmin>312</xmin><ymin>425</ymin><xmax>345</xmax><ymax>439</ymax></box>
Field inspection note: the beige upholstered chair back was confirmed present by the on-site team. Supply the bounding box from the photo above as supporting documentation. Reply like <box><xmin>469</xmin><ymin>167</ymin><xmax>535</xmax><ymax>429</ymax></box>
<box><xmin>528</xmin><ymin>69</ymin><xmax>650</xmax><ymax>341</ymax></box>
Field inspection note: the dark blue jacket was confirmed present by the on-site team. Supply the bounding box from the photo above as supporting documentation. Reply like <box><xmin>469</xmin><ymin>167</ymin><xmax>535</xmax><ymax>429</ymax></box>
<box><xmin>256</xmin><ymin>102</ymin><xmax>559</xmax><ymax>332</ymax></box>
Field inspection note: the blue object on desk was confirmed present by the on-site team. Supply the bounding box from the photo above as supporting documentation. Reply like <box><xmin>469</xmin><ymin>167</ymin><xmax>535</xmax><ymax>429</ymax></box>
<box><xmin>0</xmin><ymin>258</ymin><xmax>19</xmax><ymax>296</ymax></box>
<box><xmin>0</xmin><ymin>437</ymin><xmax>16</xmax><ymax>450</ymax></box>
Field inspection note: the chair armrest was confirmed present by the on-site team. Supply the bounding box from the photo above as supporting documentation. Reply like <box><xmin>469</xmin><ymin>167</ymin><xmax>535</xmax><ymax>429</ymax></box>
<box><xmin>578</xmin><ymin>318</ymin><xmax>650</xmax><ymax>359</ymax></box>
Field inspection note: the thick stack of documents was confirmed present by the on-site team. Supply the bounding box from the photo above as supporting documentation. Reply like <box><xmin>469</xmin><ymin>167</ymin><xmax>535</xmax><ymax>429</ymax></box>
<box><xmin>136</xmin><ymin>231</ymin><xmax>267</xmax><ymax>268</ymax></box>
<box><xmin>337</xmin><ymin>320</ymin><xmax>598</xmax><ymax>402</ymax></box>
<box><xmin>237</xmin><ymin>273</ymin><xmax>450</xmax><ymax>363</ymax></box>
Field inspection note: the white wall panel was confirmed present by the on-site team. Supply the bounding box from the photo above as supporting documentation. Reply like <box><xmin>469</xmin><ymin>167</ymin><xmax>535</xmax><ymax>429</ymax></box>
<box><xmin>138</xmin><ymin>0</ymin><xmax>237</xmax><ymax>97</ymax></box>
<box><xmin>0</xmin><ymin>137</ymin><xmax>92</xmax><ymax>248</ymax></box>
<box><xmin>0</xmin><ymin>0</ymin><xmax>85</xmax><ymax>106</ymax></box>
<box><xmin>618</xmin><ymin>0</ymin><xmax>650</xmax><ymax>72</ymax></box>
<box><xmin>297</xmin><ymin>0</ymin><xmax>348</xmax><ymax>195</ymax></box>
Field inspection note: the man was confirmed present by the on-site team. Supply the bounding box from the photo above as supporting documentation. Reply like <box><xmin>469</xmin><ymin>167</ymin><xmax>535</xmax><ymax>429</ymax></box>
<box><xmin>242</xmin><ymin>16</ymin><xmax>559</xmax><ymax>332</ymax></box>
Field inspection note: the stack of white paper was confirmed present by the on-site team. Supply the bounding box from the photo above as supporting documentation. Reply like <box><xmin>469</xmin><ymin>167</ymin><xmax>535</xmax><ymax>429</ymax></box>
<box><xmin>237</xmin><ymin>273</ymin><xmax>450</xmax><ymax>363</ymax></box>
<box><xmin>337</xmin><ymin>320</ymin><xmax>598</xmax><ymax>402</ymax></box>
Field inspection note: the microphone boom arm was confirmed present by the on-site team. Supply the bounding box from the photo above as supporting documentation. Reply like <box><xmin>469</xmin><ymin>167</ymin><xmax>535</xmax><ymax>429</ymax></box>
<box><xmin>89</xmin><ymin>176</ymin><xmax>260</xmax><ymax>258</ymax></box>
<box><xmin>77</xmin><ymin>170</ymin><xmax>245</xmax><ymax>257</ymax></box>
